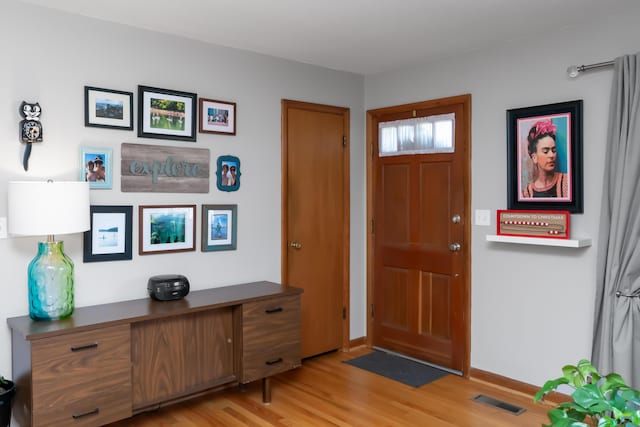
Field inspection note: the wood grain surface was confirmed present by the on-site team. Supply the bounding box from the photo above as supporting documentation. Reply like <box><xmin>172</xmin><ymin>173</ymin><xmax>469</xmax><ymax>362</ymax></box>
<box><xmin>121</xmin><ymin>142</ymin><xmax>209</xmax><ymax>193</ymax></box>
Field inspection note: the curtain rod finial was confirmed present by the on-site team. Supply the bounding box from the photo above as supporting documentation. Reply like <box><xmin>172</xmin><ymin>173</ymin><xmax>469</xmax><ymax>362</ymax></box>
<box><xmin>567</xmin><ymin>65</ymin><xmax>580</xmax><ymax>78</ymax></box>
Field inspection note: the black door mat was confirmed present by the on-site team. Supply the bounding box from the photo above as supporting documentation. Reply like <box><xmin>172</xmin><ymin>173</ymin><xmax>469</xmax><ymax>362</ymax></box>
<box><xmin>343</xmin><ymin>350</ymin><xmax>449</xmax><ymax>387</ymax></box>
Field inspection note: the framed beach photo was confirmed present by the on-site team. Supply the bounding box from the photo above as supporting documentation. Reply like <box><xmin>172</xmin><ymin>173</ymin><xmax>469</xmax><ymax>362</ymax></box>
<box><xmin>216</xmin><ymin>155</ymin><xmax>241</xmax><ymax>192</ymax></box>
<box><xmin>80</xmin><ymin>147</ymin><xmax>113</xmax><ymax>189</ymax></box>
<box><xmin>506</xmin><ymin>100</ymin><xmax>583</xmax><ymax>213</ymax></box>
<box><xmin>83</xmin><ymin>205</ymin><xmax>133</xmax><ymax>263</ymax></box>
<box><xmin>199</xmin><ymin>98</ymin><xmax>236</xmax><ymax>135</ymax></box>
<box><xmin>138</xmin><ymin>85</ymin><xmax>197</xmax><ymax>141</ymax></box>
<box><xmin>139</xmin><ymin>205</ymin><xmax>196</xmax><ymax>255</ymax></box>
<box><xmin>201</xmin><ymin>204</ymin><xmax>237</xmax><ymax>252</ymax></box>
<box><xmin>84</xmin><ymin>86</ymin><xmax>133</xmax><ymax>130</ymax></box>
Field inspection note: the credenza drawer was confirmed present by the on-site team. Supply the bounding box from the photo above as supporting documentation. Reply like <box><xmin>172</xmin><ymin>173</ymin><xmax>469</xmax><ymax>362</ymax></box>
<box><xmin>242</xmin><ymin>343</ymin><xmax>301</xmax><ymax>383</ymax></box>
<box><xmin>32</xmin><ymin>383</ymin><xmax>131</xmax><ymax>427</ymax></box>
<box><xmin>242</xmin><ymin>294</ymin><xmax>300</xmax><ymax>328</ymax></box>
<box><xmin>31</xmin><ymin>324</ymin><xmax>132</xmax><ymax>426</ymax></box>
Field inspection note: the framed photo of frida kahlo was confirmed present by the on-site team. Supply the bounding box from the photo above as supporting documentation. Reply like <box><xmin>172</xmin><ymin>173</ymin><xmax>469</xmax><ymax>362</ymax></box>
<box><xmin>506</xmin><ymin>100</ymin><xmax>583</xmax><ymax>213</ymax></box>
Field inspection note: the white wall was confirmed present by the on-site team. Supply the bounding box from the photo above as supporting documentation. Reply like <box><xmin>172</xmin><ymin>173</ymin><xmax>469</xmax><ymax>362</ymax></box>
<box><xmin>0</xmin><ymin>0</ymin><xmax>366</xmax><ymax>382</ymax></box>
<box><xmin>365</xmin><ymin>4</ymin><xmax>640</xmax><ymax>386</ymax></box>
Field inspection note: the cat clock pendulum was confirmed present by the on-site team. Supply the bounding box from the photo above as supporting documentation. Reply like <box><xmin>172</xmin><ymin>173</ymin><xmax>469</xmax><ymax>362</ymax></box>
<box><xmin>19</xmin><ymin>101</ymin><xmax>43</xmax><ymax>171</ymax></box>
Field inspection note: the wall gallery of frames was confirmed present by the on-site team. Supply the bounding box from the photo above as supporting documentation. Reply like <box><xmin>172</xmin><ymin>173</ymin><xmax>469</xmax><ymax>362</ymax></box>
<box><xmin>26</xmin><ymin>84</ymin><xmax>241</xmax><ymax>264</ymax></box>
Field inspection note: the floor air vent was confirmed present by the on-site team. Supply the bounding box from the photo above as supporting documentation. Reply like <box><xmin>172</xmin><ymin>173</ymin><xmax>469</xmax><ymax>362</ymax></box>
<box><xmin>472</xmin><ymin>394</ymin><xmax>526</xmax><ymax>415</ymax></box>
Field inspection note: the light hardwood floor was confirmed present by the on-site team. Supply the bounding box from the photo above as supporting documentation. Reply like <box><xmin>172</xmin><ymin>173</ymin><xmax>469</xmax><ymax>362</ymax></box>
<box><xmin>109</xmin><ymin>348</ymin><xmax>551</xmax><ymax>426</ymax></box>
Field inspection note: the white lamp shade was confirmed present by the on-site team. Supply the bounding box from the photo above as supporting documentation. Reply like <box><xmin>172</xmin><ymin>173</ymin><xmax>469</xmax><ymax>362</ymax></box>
<box><xmin>8</xmin><ymin>181</ymin><xmax>90</xmax><ymax>236</ymax></box>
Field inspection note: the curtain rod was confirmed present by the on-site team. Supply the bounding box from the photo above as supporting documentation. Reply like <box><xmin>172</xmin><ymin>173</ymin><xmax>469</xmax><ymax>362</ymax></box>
<box><xmin>567</xmin><ymin>60</ymin><xmax>615</xmax><ymax>78</ymax></box>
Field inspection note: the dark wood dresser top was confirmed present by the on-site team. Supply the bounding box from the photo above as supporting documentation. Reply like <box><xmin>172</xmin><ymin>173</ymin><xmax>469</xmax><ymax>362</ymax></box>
<box><xmin>8</xmin><ymin>281</ymin><xmax>302</xmax><ymax>340</ymax></box>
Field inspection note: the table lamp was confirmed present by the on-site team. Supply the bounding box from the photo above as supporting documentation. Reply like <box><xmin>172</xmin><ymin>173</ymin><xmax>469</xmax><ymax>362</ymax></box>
<box><xmin>8</xmin><ymin>181</ymin><xmax>90</xmax><ymax>321</ymax></box>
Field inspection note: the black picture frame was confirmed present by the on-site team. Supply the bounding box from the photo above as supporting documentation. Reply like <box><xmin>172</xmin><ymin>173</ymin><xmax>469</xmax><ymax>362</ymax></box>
<box><xmin>506</xmin><ymin>100</ymin><xmax>583</xmax><ymax>213</ymax></box>
<box><xmin>201</xmin><ymin>204</ymin><xmax>238</xmax><ymax>252</ymax></box>
<box><xmin>137</xmin><ymin>85</ymin><xmax>197</xmax><ymax>141</ymax></box>
<box><xmin>84</xmin><ymin>86</ymin><xmax>133</xmax><ymax>130</ymax></box>
<box><xmin>83</xmin><ymin>205</ymin><xmax>133</xmax><ymax>262</ymax></box>
<box><xmin>216</xmin><ymin>155</ymin><xmax>241</xmax><ymax>192</ymax></box>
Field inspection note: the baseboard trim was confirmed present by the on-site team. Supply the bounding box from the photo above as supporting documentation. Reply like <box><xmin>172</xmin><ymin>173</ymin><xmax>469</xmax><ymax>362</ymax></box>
<box><xmin>470</xmin><ymin>367</ymin><xmax>569</xmax><ymax>405</ymax></box>
<box><xmin>348</xmin><ymin>337</ymin><xmax>366</xmax><ymax>349</ymax></box>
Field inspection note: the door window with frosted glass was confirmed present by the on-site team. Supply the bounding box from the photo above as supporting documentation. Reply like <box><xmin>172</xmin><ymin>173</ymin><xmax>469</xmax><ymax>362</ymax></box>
<box><xmin>378</xmin><ymin>113</ymin><xmax>455</xmax><ymax>156</ymax></box>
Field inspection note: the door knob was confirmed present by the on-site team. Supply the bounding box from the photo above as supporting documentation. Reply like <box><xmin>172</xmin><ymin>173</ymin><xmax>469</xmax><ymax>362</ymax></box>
<box><xmin>452</xmin><ymin>215</ymin><xmax>461</xmax><ymax>224</ymax></box>
<box><xmin>449</xmin><ymin>242</ymin><xmax>461</xmax><ymax>252</ymax></box>
<box><xmin>289</xmin><ymin>241</ymin><xmax>302</xmax><ymax>249</ymax></box>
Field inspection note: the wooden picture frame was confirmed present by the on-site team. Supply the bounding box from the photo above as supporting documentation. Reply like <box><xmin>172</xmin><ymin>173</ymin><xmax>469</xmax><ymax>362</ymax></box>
<box><xmin>138</xmin><ymin>85</ymin><xmax>197</xmax><ymax>141</ymax></box>
<box><xmin>80</xmin><ymin>147</ymin><xmax>113</xmax><ymax>189</ymax></box>
<box><xmin>199</xmin><ymin>98</ymin><xmax>236</xmax><ymax>135</ymax></box>
<box><xmin>139</xmin><ymin>205</ymin><xmax>196</xmax><ymax>255</ymax></box>
<box><xmin>84</xmin><ymin>86</ymin><xmax>133</xmax><ymax>130</ymax></box>
<box><xmin>216</xmin><ymin>155</ymin><xmax>241</xmax><ymax>192</ymax></box>
<box><xmin>201</xmin><ymin>204</ymin><xmax>237</xmax><ymax>251</ymax></box>
<box><xmin>83</xmin><ymin>205</ymin><xmax>133</xmax><ymax>262</ymax></box>
<box><xmin>507</xmin><ymin>100</ymin><xmax>583</xmax><ymax>213</ymax></box>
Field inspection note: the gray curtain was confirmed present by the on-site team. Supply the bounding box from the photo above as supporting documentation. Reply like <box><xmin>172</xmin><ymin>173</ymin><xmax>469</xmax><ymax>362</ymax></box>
<box><xmin>592</xmin><ymin>53</ymin><xmax>640</xmax><ymax>388</ymax></box>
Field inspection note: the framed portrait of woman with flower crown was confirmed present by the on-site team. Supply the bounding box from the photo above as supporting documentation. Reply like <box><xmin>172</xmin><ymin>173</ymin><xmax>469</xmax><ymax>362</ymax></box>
<box><xmin>506</xmin><ymin>100</ymin><xmax>583</xmax><ymax>213</ymax></box>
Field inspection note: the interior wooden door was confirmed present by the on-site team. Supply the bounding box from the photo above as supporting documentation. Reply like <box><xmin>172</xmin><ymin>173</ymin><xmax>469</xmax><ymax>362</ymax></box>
<box><xmin>368</xmin><ymin>95</ymin><xmax>471</xmax><ymax>374</ymax></box>
<box><xmin>282</xmin><ymin>100</ymin><xmax>349</xmax><ymax>359</ymax></box>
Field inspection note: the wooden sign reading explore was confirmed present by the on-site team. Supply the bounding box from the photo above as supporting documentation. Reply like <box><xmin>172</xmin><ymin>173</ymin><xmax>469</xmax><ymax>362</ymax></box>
<box><xmin>121</xmin><ymin>143</ymin><xmax>209</xmax><ymax>193</ymax></box>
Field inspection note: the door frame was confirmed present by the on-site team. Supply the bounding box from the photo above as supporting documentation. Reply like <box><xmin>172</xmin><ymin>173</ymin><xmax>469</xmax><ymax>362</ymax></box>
<box><xmin>281</xmin><ymin>99</ymin><xmax>351</xmax><ymax>352</ymax></box>
<box><xmin>365</xmin><ymin>94</ymin><xmax>471</xmax><ymax>376</ymax></box>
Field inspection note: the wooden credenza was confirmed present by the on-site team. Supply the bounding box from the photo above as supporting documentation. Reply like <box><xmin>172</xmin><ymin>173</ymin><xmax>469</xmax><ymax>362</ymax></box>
<box><xmin>7</xmin><ymin>281</ymin><xmax>302</xmax><ymax>427</ymax></box>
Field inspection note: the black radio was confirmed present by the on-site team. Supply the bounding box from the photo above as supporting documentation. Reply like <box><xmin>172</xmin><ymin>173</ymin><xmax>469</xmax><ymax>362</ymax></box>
<box><xmin>147</xmin><ymin>274</ymin><xmax>190</xmax><ymax>301</ymax></box>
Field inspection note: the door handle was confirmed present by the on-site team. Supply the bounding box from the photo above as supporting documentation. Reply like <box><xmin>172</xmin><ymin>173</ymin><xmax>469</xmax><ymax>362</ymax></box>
<box><xmin>289</xmin><ymin>241</ymin><xmax>302</xmax><ymax>249</ymax></box>
<box><xmin>449</xmin><ymin>243</ymin><xmax>461</xmax><ymax>252</ymax></box>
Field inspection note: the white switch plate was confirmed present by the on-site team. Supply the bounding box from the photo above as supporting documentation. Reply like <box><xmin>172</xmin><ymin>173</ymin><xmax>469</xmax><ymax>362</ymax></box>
<box><xmin>0</xmin><ymin>217</ymin><xmax>7</xmax><ymax>238</ymax></box>
<box><xmin>475</xmin><ymin>210</ymin><xmax>491</xmax><ymax>226</ymax></box>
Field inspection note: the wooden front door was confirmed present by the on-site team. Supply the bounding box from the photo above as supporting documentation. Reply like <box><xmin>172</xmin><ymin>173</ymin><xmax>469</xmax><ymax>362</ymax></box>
<box><xmin>368</xmin><ymin>95</ymin><xmax>471</xmax><ymax>374</ymax></box>
<box><xmin>282</xmin><ymin>100</ymin><xmax>350</xmax><ymax>359</ymax></box>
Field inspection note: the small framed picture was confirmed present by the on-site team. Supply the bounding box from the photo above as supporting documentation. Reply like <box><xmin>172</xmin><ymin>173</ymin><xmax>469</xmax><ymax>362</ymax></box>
<box><xmin>216</xmin><ymin>155</ymin><xmax>241</xmax><ymax>192</ymax></box>
<box><xmin>199</xmin><ymin>98</ymin><xmax>236</xmax><ymax>135</ymax></box>
<box><xmin>80</xmin><ymin>147</ymin><xmax>113</xmax><ymax>189</ymax></box>
<box><xmin>202</xmin><ymin>204</ymin><xmax>237</xmax><ymax>252</ymax></box>
<box><xmin>84</xmin><ymin>86</ymin><xmax>133</xmax><ymax>130</ymax></box>
<box><xmin>138</xmin><ymin>85</ymin><xmax>197</xmax><ymax>141</ymax></box>
<box><xmin>139</xmin><ymin>205</ymin><xmax>196</xmax><ymax>255</ymax></box>
<box><xmin>83</xmin><ymin>205</ymin><xmax>133</xmax><ymax>262</ymax></box>
<box><xmin>507</xmin><ymin>100</ymin><xmax>583</xmax><ymax>213</ymax></box>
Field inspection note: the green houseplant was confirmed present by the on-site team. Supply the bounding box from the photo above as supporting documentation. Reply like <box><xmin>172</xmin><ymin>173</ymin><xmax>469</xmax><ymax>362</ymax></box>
<box><xmin>0</xmin><ymin>376</ymin><xmax>15</xmax><ymax>427</ymax></box>
<box><xmin>534</xmin><ymin>359</ymin><xmax>640</xmax><ymax>426</ymax></box>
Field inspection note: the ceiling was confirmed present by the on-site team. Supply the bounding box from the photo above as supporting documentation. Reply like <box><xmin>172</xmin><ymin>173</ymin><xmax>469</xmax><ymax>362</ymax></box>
<box><xmin>20</xmin><ymin>0</ymin><xmax>632</xmax><ymax>75</ymax></box>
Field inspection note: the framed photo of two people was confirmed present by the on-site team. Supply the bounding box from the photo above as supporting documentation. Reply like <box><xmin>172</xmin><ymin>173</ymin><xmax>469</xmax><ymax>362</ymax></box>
<box><xmin>506</xmin><ymin>100</ymin><xmax>583</xmax><ymax>213</ymax></box>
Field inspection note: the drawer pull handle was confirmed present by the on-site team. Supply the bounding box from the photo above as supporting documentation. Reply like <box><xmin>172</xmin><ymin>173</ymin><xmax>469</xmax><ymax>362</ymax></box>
<box><xmin>72</xmin><ymin>408</ymin><xmax>100</xmax><ymax>419</ymax></box>
<box><xmin>70</xmin><ymin>342</ymin><xmax>98</xmax><ymax>352</ymax></box>
<box><xmin>265</xmin><ymin>307</ymin><xmax>283</xmax><ymax>314</ymax></box>
<box><xmin>266</xmin><ymin>357</ymin><xmax>283</xmax><ymax>365</ymax></box>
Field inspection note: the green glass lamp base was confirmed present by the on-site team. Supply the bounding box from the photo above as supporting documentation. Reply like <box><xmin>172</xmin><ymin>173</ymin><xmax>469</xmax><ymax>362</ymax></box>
<box><xmin>28</xmin><ymin>241</ymin><xmax>75</xmax><ymax>321</ymax></box>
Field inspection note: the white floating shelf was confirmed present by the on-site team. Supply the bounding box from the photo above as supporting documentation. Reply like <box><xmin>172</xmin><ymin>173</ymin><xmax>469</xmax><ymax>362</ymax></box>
<box><xmin>486</xmin><ymin>234</ymin><xmax>592</xmax><ymax>248</ymax></box>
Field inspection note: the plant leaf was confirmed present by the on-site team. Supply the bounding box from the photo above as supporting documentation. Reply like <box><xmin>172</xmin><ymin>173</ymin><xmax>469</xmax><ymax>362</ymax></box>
<box><xmin>536</xmin><ymin>377</ymin><xmax>571</xmax><ymax>402</ymax></box>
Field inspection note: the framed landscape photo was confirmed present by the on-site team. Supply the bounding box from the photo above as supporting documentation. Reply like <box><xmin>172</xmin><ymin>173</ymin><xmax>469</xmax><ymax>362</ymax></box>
<box><xmin>216</xmin><ymin>155</ymin><xmax>241</xmax><ymax>192</ymax></box>
<box><xmin>138</xmin><ymin>85</ymin><xmax>197</xmax><ymax>141</ymax></box>
<box><xmin>201</xmin><ymin>204</ymin><xmax>237</xmax><ymax>252</ymax></box>
<box><xmin>80</xmin><ymin>146</ymin><xmax>113</xmax><ymax>189</ymax></box>
<box><xmin>84</xmin><ymin>86</ymin><xmax>133</xmax><ymax>130</ymax></box>
<box><xmin>506</xmin><ymin>100</ymin><xmax>583</xmax><ymax>213</ymax></box>
<box><xmin>139</xmin><ymin>205</ymin><xmax>196</xmax><ymax>255</ymax></box>
<box><xmin>83</xmin><ymin>205</ymin><xmax>133</xmax><ymax>262</ymax></box>
<box><xmin>199</xmin><ymin>98</ymin><xmax>236</xmax><ymax>135</ymax></box>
